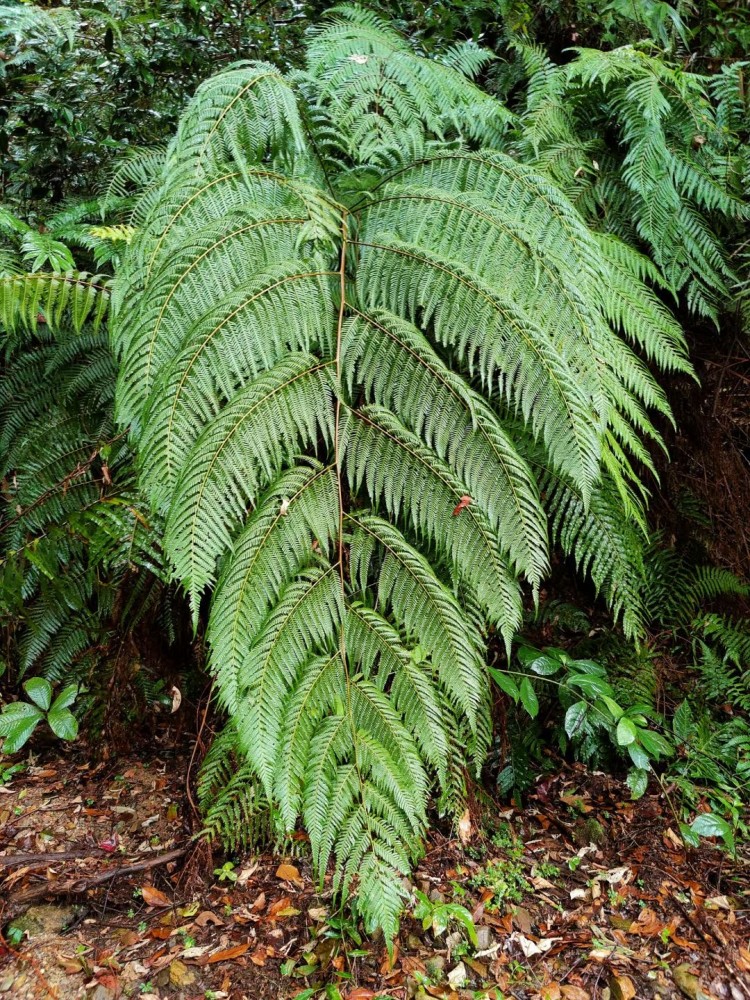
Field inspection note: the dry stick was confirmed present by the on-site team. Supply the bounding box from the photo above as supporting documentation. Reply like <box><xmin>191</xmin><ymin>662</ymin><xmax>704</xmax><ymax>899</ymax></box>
<box><xmin>5</xmin><ymin>845</ymin><xmax>188</xmax><ymax>911</ymax></box>
<box><xmin>0</xmin><ymin>848</ymin><xmax>104</xmax><ymax>869</ymax></box>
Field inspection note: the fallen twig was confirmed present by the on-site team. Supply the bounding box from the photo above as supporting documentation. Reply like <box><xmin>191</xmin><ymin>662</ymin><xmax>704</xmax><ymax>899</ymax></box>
<box><xmin>0</xmin><ymin>848</ymin><xmax>103</xmax><ymax>869</ymax></box>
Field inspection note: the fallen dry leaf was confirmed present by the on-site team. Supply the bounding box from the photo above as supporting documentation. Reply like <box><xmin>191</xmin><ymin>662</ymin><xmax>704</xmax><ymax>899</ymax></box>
<box><xmin>205</xmin><ymin>943</ymin><xmax>251</xmax><ymax>964</ymax></box>
<box><xmin>194</xmin><ymin>910</ymin><xmax>223</xmax><ymax>927</ymax></box>
<box><xmin>169</xmin><ymin>959</ymin><xmax>195</xmax><ymax>987</ymax></box>
<box><xmin>275</xmin><ymin>862</ymin><xmax>302</xmax><ymax>883</ymax></box>
<box><xmin>250</xmin><ymin>891</ymin><xmax>267</xmax><ymax>913</ymax></box>
<box><xmin>540</xmin><ymin>985</ymin><xmax>562</xmax><ymax>1000</ymax></box>
<box><xmin>268</xmin><ymin>895</ymin><xmax>292</xmax><ymax>917</ymax></box>
<box><xmin>170</xmin><ymin>685</ymin><xmax>182</xmax><ymax>713</ymax></box>
<box><xmin>347</xmin><ymin>989</ymin><xmax>378</xmax><ymax>1000</ymax></box>
<box><xmin>141</xmin><ymin>884</ymin><xmax>170</xmax><ymax>908</ymax></box>
<box><xmin>609</xmin><ymin>975</ymin><xmax>636</xmax><ymax>1000</ymax></box>
<box><xmin>249</xmin><ymin>946</ymin><xmax>268</xmax><ymax>966</ymax></box>
<box><xmin>561</xmin><ymin>987</ymin><xmax>590</xmax><ymax>1000</ymax></box>
<box><xmin>457</xmin><ymin>808</ymin><xmax>472</xmax><ymax>844</ymax></box>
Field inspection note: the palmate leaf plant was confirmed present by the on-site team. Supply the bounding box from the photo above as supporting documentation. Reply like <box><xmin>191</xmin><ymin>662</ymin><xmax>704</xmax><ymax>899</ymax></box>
<box><xmin>112</xmin><ymin>5</ymin><xmax>695</xmax><ymax>938</ymax></box>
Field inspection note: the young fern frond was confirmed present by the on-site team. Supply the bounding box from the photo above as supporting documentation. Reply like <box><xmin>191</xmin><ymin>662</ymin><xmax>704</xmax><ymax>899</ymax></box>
<box><xmin>114</xmin><ymin>7</ymin><xmax>693</xmax><ymax>937</ymax></box>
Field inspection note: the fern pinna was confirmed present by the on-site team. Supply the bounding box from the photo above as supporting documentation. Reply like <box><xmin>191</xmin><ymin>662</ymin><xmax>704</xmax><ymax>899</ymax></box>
<box><xmin>113</xmin><ymin>6</ymin><xmax>691</xmax><ymax>937</ymax></box>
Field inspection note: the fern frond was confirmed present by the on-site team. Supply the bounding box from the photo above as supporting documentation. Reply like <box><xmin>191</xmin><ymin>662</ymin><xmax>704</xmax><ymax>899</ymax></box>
<box><xmin>0</xmin><ymin>271</ymin><xmax>111</xmax><ymax>333</ymax></box>
<box><xmin>113</xmin><ymin>18</ymin><xmax>687</xmax><ymax>937</ymax></box>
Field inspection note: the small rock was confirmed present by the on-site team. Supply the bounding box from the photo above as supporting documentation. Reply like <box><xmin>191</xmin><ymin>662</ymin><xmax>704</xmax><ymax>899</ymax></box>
<box><xmin>445</xmin><ymin>930</ymin><xmax>463</xmax><ymax>953</ymax></box>
<box><xmin>0</xmin><ymin>974</ymin><xmax>15</xmax><ymax>994</ymax></box>
<box><xmin>429</xmin><ymin>889</ymin><xmax>445</xmax><ymax>904</ymax></box>
<box><xmin>407</xmin><ymin>933</ymin><xmax>422</xmax><ymax>950</ymax></box>
<box><xmin>447</xmin><ymin>962</ymin><xmax>468</xmax><ymax>990</ymax></box>
<box><xmin>90</xmin><ymin>987</ymin><xmax>115</xmax><ymax>1000</ymax></box>
<box><xmin>609</xmin><ymin>975</ymin><xmax>636</xmax><ymax>1000</ymax></box>
<box><xmin>425</xmin><ymin>955</ymin><xmax>445</xmax><ymax>980</ymax></box>
<box><xmin>673</xmin><ymin>964</ymin><xmax>700</xmax><ymax>1000</ymax></box>
<box><xmin>475</xmin><ymin>925</ymin><xmax>494</xmax><ymax>951</ymax></box>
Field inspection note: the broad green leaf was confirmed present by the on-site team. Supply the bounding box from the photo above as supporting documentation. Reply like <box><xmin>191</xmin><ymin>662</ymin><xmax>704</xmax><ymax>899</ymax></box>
<box><xmin>47</xmin><ymin>707</ymin><xmax>79</xmax><ymax>742</ymax></box>
<box><xmin>679</xmin><ymin>823</ymin><xmax>701</xmax><ymax>848</ymax></box>
<box><xmin>519</xmin><ymin>676</ymin><xmax>539</xmax><ymax>718</ymax></box>
<box><xmin>638</xmin><ymin>729</ymin><xmax>673</xmax><ymax>759</ymax></box>
<box><xmin>0</xmin><ymin>703</ymin><xmax>44</xmax><ymax>753</ymax></box>
<box><xmin>567</xmin><ymin>673</ymin><xmax>611</xmax><ymax>697</ymax></box>
<box><xmin>626</xmin><ymin>767</ymin><xmax>649</xmax><ymax>799</ymax></box>
<box><xmin>564</xmin><ymin>701</ymin><xmax>588</xmax><ymax>738</ymax></box>
<box><xmin>50</xmin><ymin>684</ymin><xmax>78</xmax><ymax>712</ymax></box>
<box><xmin>0</xmin><ymin>701</ymin><xmax>44</xmax><ymax>728</ymax></box>
<box><xmin>489</xmin><ymin>666</ymin><xmax>519</xmax><ymax>701</ymax></box>
<box><xmin>627</xmin><ymin>743</ymin><xmax>650</xmax><ymax>769</ymax></box>
<box><xmin>529</xmin><ymin>655</ymin><xmax>561</xmax><ymax>676</ymax></box>
<box><xmin>569</xmin><ymin>658</ymin><xmax>606</xmax><ymax>675</ymax></box>
<box><xmin>23</xmin><ymin>677</ymin><xmax>52</xmax><ymax>711</ymax></box>
<box><xmin>615</xmin><ymin>716</ymin><xmax>638</xmax><ymax>746</ymax></box>
<box><xmin>600</xmin><ymin>694</ymin><xmax>624</xmax><ymax>722</ymax></box>
<box><xmin>690</xmin><ymin>812</ymin><xmax>731</xmax><ymax>840</ymax></box>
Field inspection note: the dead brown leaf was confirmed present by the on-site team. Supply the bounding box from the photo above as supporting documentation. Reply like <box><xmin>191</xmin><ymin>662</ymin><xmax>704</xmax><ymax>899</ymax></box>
<box><xmin>457</xmin><ymin>808</ymin><xmax>472</xmax><ymax>844</ymax></box>
<box><xmin>275</xmin><ymin>862</ymin><xmax>302</xmax><ymax>883</ymax></box>
<box><xmin>347</xmin><ymin>989</ymin><xmax>378</xmax><ymax>1000</ymax></box>
<box><xmin>560</xmin><ymin>987</ymin><xmax>590</xmax><ymax>1000</ymax></box>
<box><xmin>194</xmin><ymin>910</ymin><xmax>223</xmax><ymax>927</ymax></box>
<box><xmin>268</xmin><ymin>895</ymin><xmax>292</xmax><ymax>917</ymax></box>
<box><xmin>540</xmin><ymin>985</ymin><xmax>561</xmax><ymax>1000</ymax></box>
<box><xmin>169</xmin><ymin>959</ymin><xmax>195</xmax><ymax>988</ymax></box>
<box><xmin>609</xmin><ymin>975</ymin><xmax>636</xmax><ymax>1000</ymax></box>
<box><xmin>205</xmin><ymin>943</ymin><xmax>251</xmax><ymax>964</ymax></box>
<box><xmin>250</xmin><ymin>891</ymin><xmax>267</xmax><ymax>913</ymax></box>
<box><xmin>141</xmin><ymin>884</ymin><xmax>170</xmax><ymax>908</ymax></box>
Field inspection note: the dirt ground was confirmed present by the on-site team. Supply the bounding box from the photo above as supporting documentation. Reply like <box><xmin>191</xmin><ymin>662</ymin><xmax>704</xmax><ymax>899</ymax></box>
<box><xmin>0</xmin><ymin>739</ymin><xmax>748</xmax><ymax>1000</ymax></box>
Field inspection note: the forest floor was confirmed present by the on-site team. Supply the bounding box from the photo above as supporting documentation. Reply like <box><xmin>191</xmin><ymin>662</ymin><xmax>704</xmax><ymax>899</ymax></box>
<box><xmin>0</xmin><ymin>735</ymin><xmax>748</xmax><ymax>1000</ymax></box>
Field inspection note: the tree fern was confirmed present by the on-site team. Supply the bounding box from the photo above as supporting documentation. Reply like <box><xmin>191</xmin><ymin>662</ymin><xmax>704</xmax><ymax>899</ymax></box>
<box><xmin>113</xmin><ymin>6</ymin><xmax>696</xmax><ymax>938</ymax></box>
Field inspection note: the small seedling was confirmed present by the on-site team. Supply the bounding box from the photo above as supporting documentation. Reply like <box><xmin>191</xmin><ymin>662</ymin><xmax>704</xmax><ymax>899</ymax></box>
<box><xmin>413</xmin><ymin>890</ymin><xmax>478</xmax><ymax>947</ymax></box>
<box><xmin>214</xmin><ymin>861</ymin><xmax>238</xmax><ymax>883</ymax></box>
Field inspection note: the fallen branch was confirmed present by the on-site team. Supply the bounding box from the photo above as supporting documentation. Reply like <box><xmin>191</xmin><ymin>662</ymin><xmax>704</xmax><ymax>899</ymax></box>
<box><xmin>2</xmin><ymin>845</ymin><xmax>189</xmax><ymax>920</ymax></box>
<box><xmin>0</xmin><ymin>848</ymin><xmax>103</xmax><ymax>869</ymax></box>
